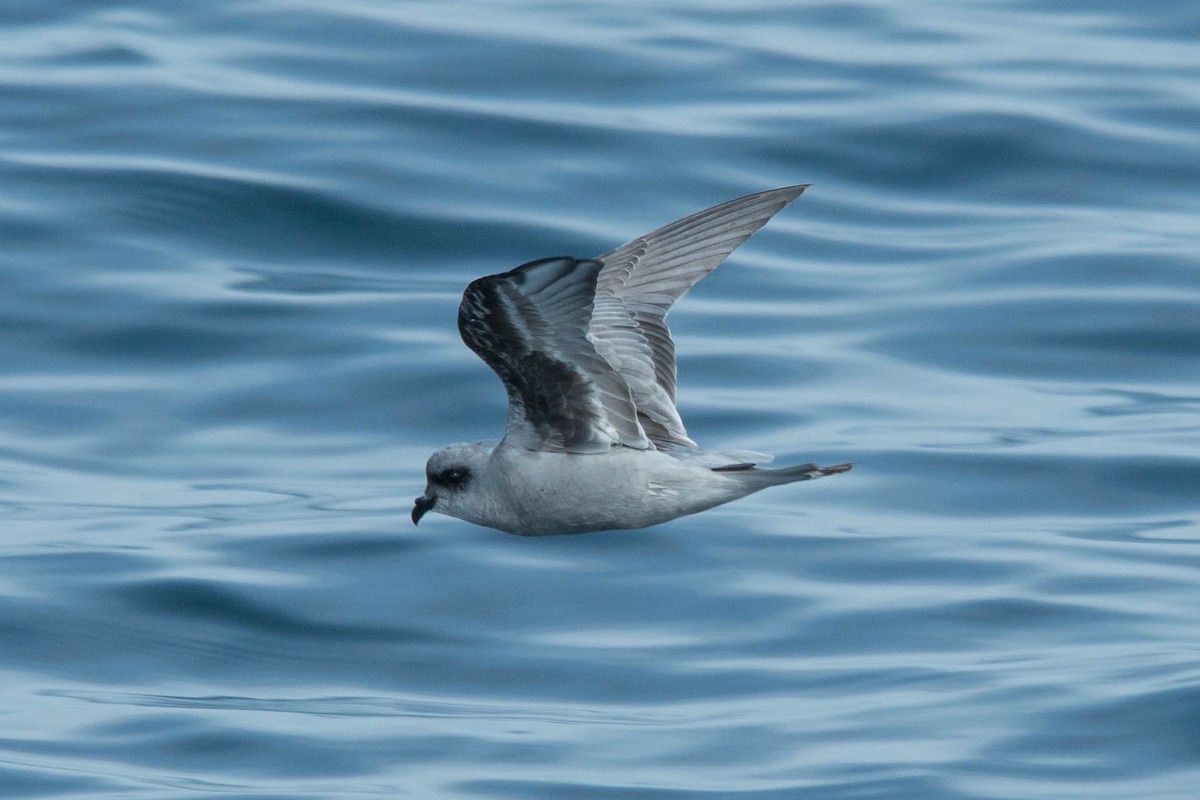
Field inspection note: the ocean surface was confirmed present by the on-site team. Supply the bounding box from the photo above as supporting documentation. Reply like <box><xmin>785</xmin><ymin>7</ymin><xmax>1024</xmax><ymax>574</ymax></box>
<box><xmin>2</xmin><ymin>1</ymin><xmax>1199</xmax><ymax>797</ymax></box>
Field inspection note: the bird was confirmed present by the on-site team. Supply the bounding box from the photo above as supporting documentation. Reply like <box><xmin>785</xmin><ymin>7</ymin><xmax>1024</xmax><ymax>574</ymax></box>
<box><xmin>412</xmin><ymin>185</ymin><xmax>851</xmax><ymax>535</ymax></box>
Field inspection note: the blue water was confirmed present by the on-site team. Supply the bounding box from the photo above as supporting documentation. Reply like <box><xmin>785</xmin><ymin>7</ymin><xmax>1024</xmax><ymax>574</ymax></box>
<box><xmin>3</xmin><ymin>1</ymin><xmax>1199</xmax><ymax>797</ymax></box>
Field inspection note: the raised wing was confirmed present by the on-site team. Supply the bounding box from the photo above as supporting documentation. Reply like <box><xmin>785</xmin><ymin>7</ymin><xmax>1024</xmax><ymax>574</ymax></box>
<box><xmin>591</xmin><ymin>185</ymin><xmax>808</xmax><ymax>448</ymax></box>
<box><xmin>458</xmin><ymin>256</ymin><xmax>652</xmax><ymax>453</ymax></box>
<box><xmin>457</xmin><ymin>187</ymin><xmax>807</xmax><ymax>455</ymax></box>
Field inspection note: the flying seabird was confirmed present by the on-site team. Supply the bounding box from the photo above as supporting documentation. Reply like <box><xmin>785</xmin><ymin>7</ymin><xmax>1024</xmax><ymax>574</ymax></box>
<box><xmin>413</xmin><ymin>186</ymin><xmax>850</xmax><ymax>535</ymax></box>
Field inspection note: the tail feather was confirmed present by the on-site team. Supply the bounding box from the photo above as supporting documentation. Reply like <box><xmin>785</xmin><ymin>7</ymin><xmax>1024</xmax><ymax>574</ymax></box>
<box><xmin>749</xmin><ymin>461</ymin><xmax>853</xmax><ymax>487</ymax></box>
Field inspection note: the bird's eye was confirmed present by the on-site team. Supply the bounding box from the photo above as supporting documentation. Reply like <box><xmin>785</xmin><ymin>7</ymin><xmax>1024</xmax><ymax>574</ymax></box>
<box><xmin>434</xmin><ymin>467</ymin><xmax>470</xmax><ymax>488</ymax></box>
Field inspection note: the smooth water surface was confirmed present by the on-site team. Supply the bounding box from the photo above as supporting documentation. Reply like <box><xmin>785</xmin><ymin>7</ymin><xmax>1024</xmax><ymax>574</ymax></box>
<box><xmin>2</xmin><ymin>1</ymin><xmax>1199</xmax><ymax>797</ymax></box>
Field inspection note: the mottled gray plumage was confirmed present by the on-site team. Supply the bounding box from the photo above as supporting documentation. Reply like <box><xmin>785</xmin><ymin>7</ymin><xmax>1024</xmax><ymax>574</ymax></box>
<box><xmin>415</xmin><ymin>186</ymin><xmax>851</xmax><ymax>535</ymax></box>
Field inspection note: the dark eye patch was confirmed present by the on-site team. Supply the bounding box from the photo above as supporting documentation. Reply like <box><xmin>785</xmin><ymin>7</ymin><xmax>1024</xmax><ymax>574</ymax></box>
<box><xmin>433</xmin><ymin>467</ymin><xmax>470</xmax><ymax>488</ymax></box>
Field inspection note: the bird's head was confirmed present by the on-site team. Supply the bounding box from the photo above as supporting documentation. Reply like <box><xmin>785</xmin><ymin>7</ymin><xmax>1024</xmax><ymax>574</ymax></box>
<box><xmin>412</xmin><ymin>442</ymin><xmax>493</xmax><ymax>526</ymax></box>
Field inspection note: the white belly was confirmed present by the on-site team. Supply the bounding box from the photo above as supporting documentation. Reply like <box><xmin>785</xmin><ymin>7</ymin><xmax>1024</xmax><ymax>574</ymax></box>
<box><xmin>487</xmin><ymin>446</ymin><xmax>742</xmax><ymax>535</ymax></box>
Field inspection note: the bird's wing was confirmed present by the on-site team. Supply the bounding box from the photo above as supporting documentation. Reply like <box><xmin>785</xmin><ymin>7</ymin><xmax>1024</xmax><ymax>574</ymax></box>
<box><xmin>590</xmin><ymin>185</ymin><xmax>808</xmax><ymax>449</ymax></box>
<box><xmin>458</xmin><ymin>256</ymin><xmax>651</xmax><ymax>453</ymax></box>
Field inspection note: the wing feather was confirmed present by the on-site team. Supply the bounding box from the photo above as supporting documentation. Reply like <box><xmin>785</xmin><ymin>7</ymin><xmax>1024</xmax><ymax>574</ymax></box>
<box><xmin>590</xmin><ymin>185</ymin><xmax>808</xmax><ymax>448</ymax></box>
<box><xmin>458</xmin><ymin>257</ymin><xmax>650</xmax><ymax>453</ymax></box>
<box><xmin>456</xmin><ymin>187</ymin><xmax>806</xmax><ymax>455</ymax></box>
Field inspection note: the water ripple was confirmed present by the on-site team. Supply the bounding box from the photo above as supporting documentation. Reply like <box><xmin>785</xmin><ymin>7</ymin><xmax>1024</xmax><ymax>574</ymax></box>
<box><xmin>2</xmin><ymin>0</ymin><xmax>1199</xmax><ymax>797</ymax></box>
